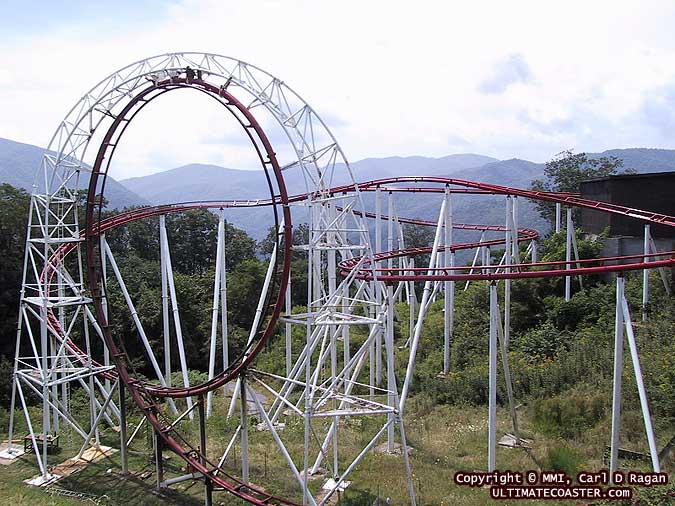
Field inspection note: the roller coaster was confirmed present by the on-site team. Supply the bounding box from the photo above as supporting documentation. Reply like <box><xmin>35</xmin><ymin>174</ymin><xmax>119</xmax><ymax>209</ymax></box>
<box><xmin>4</xmin><ymin>53</ymin><xmax>672</xmax><ymax>505</ymax></box>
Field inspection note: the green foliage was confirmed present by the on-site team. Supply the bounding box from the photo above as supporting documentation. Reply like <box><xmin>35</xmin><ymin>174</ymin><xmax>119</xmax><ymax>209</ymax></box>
<box><xmin>227</xmin><ymin>259</ymin><xmax>267</xmax><ymax>325</ymax></box>
<box><xmin>100</xmin><ymin>254</ymin><xmax>265</xmax><ymax>379</ymax></box>
<box><xmin>539</xmin><ymin>228</ymin><xmax>606</xmax><ymax>263</ymax></box>
<box><xmin>167</xmin><ymin>210</ymin><xmax>256</xmax><ymax>273</ymax></box>
<box><xmin>544</xmin><ymin>443</ymin><xmax>585</xmax><ymax>476</ymax></box>
<box><xmin>535</xmin><ymin>150</ymin><xmax>625</xmax><ymax>194</ymax></box>
<box><xmin>0</xmin><ymin>184</ymin><xmax>30</xmax><ymax>356</ymax></box>
<box><xmin>0</xmin><ymin>357</ymin><xmax>13</xmax><ymax>407</ymax></box>
<box><xmin>105</xmin><ymin>213</ymin><xmax>160</xmax><ymax>261</ymax></box>
<box><xmin>341</xmin><ymin>489</ymin><xmax>378</xmax><ymax>505</ymax></box>
<box><xmin>402</xmin><ymin>222</ymin><xmax>435</xmax><ymax>269</ymax></box>
<box><xmin>543</xmin><ymin>284</ymin><xmax>616</xmax><ymax>331</ymax></box>
<box><xmin>513</xmin><ymin>322</ymin><xmax>570</xmax><ymax>361</ymax></box>
<box><xmin>625</xmin><ymin>296</ymin><xmax>675</xmax><ymax>420</ymax></box>
<box><xmin>531</xmin><ymin>150</ymin><xmax>630</xmax><ymax>228</ymax></box>
<box><xmin>533</xmin><ymin>230</ymin><xmax>609</xmax><ymax>315</ymax></box>
<box><xmin>259</xmin><ymin>222</ymin><xmax>310</xmax><ymax>303</ymax></box>
<box><xmin>402</xmin><ymin>222</ymin><xmax>435</xmax><ymax>249</ymax></box>
<box><xmin>104</xmin><ymin>208</ymin><xmax>256</xmax><ymax>274</ymax></box>
<box><xmin>258</xmin><ymin>222</ymin><xmax>309</xmax><ymax>258</ymax></box>
<box><xmin>532</xmin><ymin>387</ymin><xmax>607</xmax><ymax>438</ymax></box>
<box><xmin>170</xmin><ymin>369</ymin><xmax>208</xmax><ymax>387</ymax></box>
<box><xmin>426</xmin><ymin>365</ymin><xmax>491</xmax><ymax>405</ymax></box>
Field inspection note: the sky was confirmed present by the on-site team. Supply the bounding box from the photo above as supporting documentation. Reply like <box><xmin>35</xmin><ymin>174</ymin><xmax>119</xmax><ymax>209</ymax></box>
<box><xmin>2</xmin><ymin>0</ymin><xmax>675</xmax><ymax>179</ymax></box>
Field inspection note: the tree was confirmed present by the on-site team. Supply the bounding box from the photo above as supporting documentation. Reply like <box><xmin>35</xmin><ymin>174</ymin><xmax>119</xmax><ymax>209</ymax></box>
<box><xmin>259</xmin><ymin>223</ymin><xmax>311</xmax><ymax>305</ymax></box>
<box><xmin>402</xmin><ymin>222</ymin><xmax>435</xmax><ymax>268</ymax></box>
<box><xmin>258</xmin><ymin>222</ymin><xmax>309</xmax><ymax>259</ymax></box>
<box><xmin>0</xmin><ymin>184</ymin><xmax>30</xmax><ymax>357</ymax></box>
<box><xmin>165</xmin><ymin>211</ymin><xmax>256</xmax><ymax>274</ymax></box>
<box><xmin>531</xmin><ymin>150</ymin><xmax>632</xmax><ymax>228</ymax></box>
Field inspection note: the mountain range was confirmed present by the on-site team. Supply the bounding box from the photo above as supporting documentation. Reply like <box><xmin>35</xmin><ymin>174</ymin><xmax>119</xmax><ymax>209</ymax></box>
<box><xmin>0</xmin><ymin>138</ymin><xmax>149</xmax><ymax>209</ymax></box>
<box><xmin>2</xmin><ymin>136</ymin><xmax>675</xmax><ymax>241</ymax></box>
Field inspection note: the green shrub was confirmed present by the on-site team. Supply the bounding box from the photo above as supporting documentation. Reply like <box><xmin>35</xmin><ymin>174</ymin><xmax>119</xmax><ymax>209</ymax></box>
<box><xmin>545</xmin><ymin>443</ymin><xmax>584</xmax><ymax>476</ymax></box>
<box><xmin>514</xmin><ymin>322</ymin><xmax>570</xmax><ymax>360</ymax></box>
<box><xmin>532</xmin><ymin>388</ymin><xmax>606</xmax><ymax>438</ymax></box>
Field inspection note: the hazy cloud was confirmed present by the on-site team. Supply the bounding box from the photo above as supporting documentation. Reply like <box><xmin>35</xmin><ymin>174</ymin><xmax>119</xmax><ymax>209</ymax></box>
<box><xmin>479</xmin><ymin>53</ymin><xmax>532</xmax><ymax>94</ymax></box>
<box><xmin>641</xmin><ymin>84</ymin><xmax>675</xmax><ymax>136</ymax></box>
<box><xmin>446</xmin><ymin>133</ymin><xmax>471</xmax><ymax>150</ymax></box>
<box><xmin>2</xmin><ymin>0</ymin><xmax>675</xmax><ymax>176</ymax></box>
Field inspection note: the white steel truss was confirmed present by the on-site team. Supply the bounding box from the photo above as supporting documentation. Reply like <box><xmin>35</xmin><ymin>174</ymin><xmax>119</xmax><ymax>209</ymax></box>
<box><xmin>7</xmin><ymin>52</ymin><xmax>666</xmax><ymax>505</ymax></box>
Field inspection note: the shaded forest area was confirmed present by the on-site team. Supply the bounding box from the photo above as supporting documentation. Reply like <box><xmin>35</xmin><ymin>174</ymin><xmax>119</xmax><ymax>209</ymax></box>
<box><xmin>0</xmin><ymin>183</ymin><xmax>312</xmax><ymax>387</ymax></box>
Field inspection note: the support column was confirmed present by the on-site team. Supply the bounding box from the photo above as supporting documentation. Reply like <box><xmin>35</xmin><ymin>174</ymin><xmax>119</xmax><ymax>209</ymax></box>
<box><xmin>221</xmin><ymin>217</ymin><xmax>229</xmax><ymax>382</ymax></box>
<box><xmin>342</xmin><ymin>197</ymin><xmax>350</xmax><ymax>368</ymax></box>
<box><xmin>642</xmin><ymin>224</ymin><xmax>650</xmax><ymax>322</ymax></box>
<box><xmin>101</xmin><ymin>234</ymin><xmax>111</xmax><ymax>397</ymax></box>
<box><xmin>369</xmin><ymin>302</ymin><xmax>375</xmax><ymax>400</ymax></box>
<box><xmin>198</xmin><ymin>396</ymin><xmax>213</xmax><ymax>506</ymax></box>
<box><xmin>511</xmin><ymin>197</ymin><xmax>520</xmax><ymax>264</ymax></box>
<box><xmin>504</xmin><ymin>196</ymin><xmax>513</xmax><ymax>350</ymax></box>
<box><xmin>40</xmin><ymin>198</ymin><xmax>51</xmax><ymax>480</ymax></box>
<box><xmin>303</xmin><ymin>200</ymin><xmax>314</xmax><ymax>506</ymax></box>
<box><xmin>240</xmin><ymin>374</ymin><xmax>249</xmax><ymax>484</ymax></box>
<box><xmin>387</xmin><ymin>192</ymin><xmax>394</xmax><ymax>292</ymax></box>
<box><xmin>159</xmin><ymin>216</ymin><xmax>191</xmax><ymax>416</ymax></box>
<box><xmin>40</xmin><ymin>304</ymin><xmax>50</xmax><ymax>479</ymax></box>
<box><xmin>409</xmin><ymin>257</ymin><xmax>416</xmax><ymax>342</ymax></box>
<box><xmin>83</xmin><ymin>311</ymin><xmax>100</xmax><ymax>450</ymax></box>
<box><xmin>610</xmin><ymin>275</ymin><xmax>624</xmax><ymax>475</ymax></box>
<box><xmin>464</xmin><ymin>232</ymin><xmax>485</xmax><ymax>291</ymax></box>
<box><xmin>207</xmin><ymin>213</ymin><xmax>225</xmax><ymax>416</ymax></box>
<box><xmin>570</xmin><ymin>217</ymin><xmax>584</xmax><ymax>291</ymax></box>
<box><xmin>375</xmin><ymin>187</ymin><xmax>383</xmax><ymax>387</ymax></box>
<box><xmin>488</xmin><ymin>282</ymin><xmax>498</xmax><ymax>472</ymax></box>
<box><xmin>327</xmin><ymin>203</ymin><xmax>339</xmax><ymax>478</ymax></box>
<box><xmin>54</xmin><ymin>264</ymin><xmax>65</xmax><ymax>431</ymax></box>
<box><xmin>555</xmin><ymin>203</ymin><xmax>561</xmax><ymax>234</ymax></box>
<box><xmin>495</xmin><ymin>303</ymin><xmax>521</xmax><ymax>446</ymax></box>
<box><xmin>50</xmin><ymin>333</ymin><xmax>60</xmax><ymax>433</ymax></box>
<box><xmin>482</xmin><ymin>245</ymin><xmax>490</xmax><ymax>273</ymax></box>
<box><xmin>565</xmin><ymin>207</ymin><xmax>572</xmax><ymax>301</ymax></box>
<box><xmin>649</xmin><ymin>235</ymin><xmax>672</xmax><ymax>295</ymax></box>
<box><xmin>443</xmin><ymin>187</ymin><xmax>454</xmax><ymax>374</ymax></box>
<box><xmin>160</xmin><ymin>217</ymin><xmax>172</xmax><ymax>387</ymax></box>
<box><xmin>531</xmin><ymin>240</ymin><xmax>538</xmax><ymax>263</ymax></box>
<box><xmin>342</xmin><ymin>281</ymin><xmax>350</xmax><ymax>367</ymax></box>
<box><xmin>286</xmin><ymin>270</ymin><xmax>293</xmax><ymax>376</ymax></box>
<box><xmin>119</xmin><ymin>380</ymin><xmax>128</xmax><ymax>474</ymax></box>
<box><xmin>386</xmin><ymin>284</ymin><xmax>395</xmax><ymax>451</ymax></box>
<box><xmin>6</xmin><ymin>308</ymin><xmax>22</xmax><ymax>455</ymax></box>
<box><xmin>620</xmin><ymin>296</ymin><xmax>660</xmax><ymax>472</ymax></box>
<box><xmin>154</xmin><ymin>429</ymin><xmax>164</xmax><ymax>490</ymax></box>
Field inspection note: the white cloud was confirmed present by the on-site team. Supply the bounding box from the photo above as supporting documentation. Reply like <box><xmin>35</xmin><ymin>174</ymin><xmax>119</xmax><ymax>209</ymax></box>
<box><xmin>3</xmin><ymin>0</ymin><xmax>675</xmax><ymax>179</ymax></box>
<box><xmin>479</xmin><ymin>54</ymin><xmax>532</xmax><ymax>94</ymax></box>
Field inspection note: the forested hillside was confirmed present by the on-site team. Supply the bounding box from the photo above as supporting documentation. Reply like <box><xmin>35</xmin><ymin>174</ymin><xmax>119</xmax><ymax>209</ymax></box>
<box><xmin>0</xmin><ymin>138</ymin><xmax>149</xmax><ymax>209</ymax></box>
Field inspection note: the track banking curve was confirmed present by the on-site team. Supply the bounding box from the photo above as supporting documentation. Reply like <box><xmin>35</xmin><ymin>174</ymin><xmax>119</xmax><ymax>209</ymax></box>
<box><xmin>44</xmin><ymin>176</ymin><xmax>675</xmax><ymax>382</ymax></box>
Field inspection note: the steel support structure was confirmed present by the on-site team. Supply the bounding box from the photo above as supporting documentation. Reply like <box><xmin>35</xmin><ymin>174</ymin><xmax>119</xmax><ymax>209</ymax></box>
<box><xmin>10</xmin><ymin>52</ymin><xmax>675</xmax><ymax>505</ymax></box>
<box><xmin>610</xmin><ymin>275</ymin><xmax>661</xmax><ymax>475</ymax></box>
